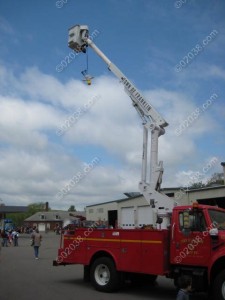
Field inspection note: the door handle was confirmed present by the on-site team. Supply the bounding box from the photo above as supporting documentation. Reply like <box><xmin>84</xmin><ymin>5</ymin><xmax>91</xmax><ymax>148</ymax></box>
<box><xmin>172</xmin><ymin>223</ymin><xmax>175</xmax><ymax>240</ymax></box>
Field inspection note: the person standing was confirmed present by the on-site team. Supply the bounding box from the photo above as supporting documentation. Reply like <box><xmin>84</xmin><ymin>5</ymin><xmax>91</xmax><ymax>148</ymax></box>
<box><xmin>1</xmin><ymin>230</ymin><xmax>8</xmax><ymax>247</ymax></box>
<box><xmin>31</xmin><ymin>228</ymin><xmax>42</xmax><ymax>260</ymax></box>
<box><xmin>12</xmin><ymin>229</ymin><xmax>19</xmax><ymax>246</ymax></box>
<box><xmin>176</xmin><ymin>275</ymin><xmax>192</xmax><ymax>300</ymax></box>
<box><xmin>8</xmin><ymin>230</ymin><xmax>13</xmax><ymax>246</ymax></box>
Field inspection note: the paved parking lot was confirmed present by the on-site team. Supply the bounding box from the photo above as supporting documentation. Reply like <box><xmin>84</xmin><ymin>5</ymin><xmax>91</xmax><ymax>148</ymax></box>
<box><xmin>0</xmin><ymin>232</ymin><xmax>208</xmax><ymax>300</ymax></box>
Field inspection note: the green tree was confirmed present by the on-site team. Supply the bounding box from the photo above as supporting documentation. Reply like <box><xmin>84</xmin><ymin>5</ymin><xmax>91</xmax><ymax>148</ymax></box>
<box><xmin>68</xmin><ymin>205</ymin><xmax>76</xmax><ymax>212</ymax></box>
<box><xmin>6</xmin><ymin>202</ymin><xmax>51</xmax><ymax>227</ymax></box>
<box><xmin>27</xmin><ymin>202</ymin><xmax>51</xmax><ymax>214</ymax></box>
<box><xmin>189</xmin><ymin>181</ymin><xmax>206</xmax><ymax>189</ymax></box>
<box><xmin>206</xmin><ymin>172</ymin><xmax>224</xmax><ymax>186</ymax></box>
<box><xmin>189</xmin><ymin>172</ymin><xmax>224</xmax><ymax>190</ymax></box>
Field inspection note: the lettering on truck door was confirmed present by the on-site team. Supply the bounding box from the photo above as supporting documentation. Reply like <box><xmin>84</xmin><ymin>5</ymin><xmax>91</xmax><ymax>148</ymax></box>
<box><xmin>171</xmin><ymin>209</ymin><xmax>211</xmax><ymax>266</ymax></box>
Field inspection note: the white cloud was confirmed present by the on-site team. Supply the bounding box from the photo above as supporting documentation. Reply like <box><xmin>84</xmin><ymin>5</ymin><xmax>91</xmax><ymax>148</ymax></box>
<box><xmin>0</xmin><ymin>95</ymin><xmax>63</xmax><ymax>150</ymax></box>
<box><xmin>174</xmin><ymin>156</ymin><xmax>220</xmax><ymax>187</ymax></box>
<box><xmin>0</xmin><ymin>65</ymin><xmax>222</xmax><ymax>210</ymax></box>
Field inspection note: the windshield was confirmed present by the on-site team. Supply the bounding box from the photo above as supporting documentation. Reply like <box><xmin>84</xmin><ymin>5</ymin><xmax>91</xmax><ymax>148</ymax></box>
<box><xmin>208</xmin><ymin>210</ymin><xmax>225</xmax><ymax>230</ymax></box>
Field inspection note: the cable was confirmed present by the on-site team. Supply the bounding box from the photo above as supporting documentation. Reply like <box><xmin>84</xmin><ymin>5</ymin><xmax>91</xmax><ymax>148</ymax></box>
<box><xmin>81</xmin><ymin>47</ymin><xmax>89</xmax><ymax>77</ymax></box>
<box><xmin>86</xmin><ymin>47</ymin><xmax>89</xmax><ymax>73</ymax></box>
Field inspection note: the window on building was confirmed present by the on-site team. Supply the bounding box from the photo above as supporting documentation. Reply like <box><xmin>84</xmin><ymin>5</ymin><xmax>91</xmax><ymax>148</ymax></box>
<box><xmin>40</xmin><ymin>214</ymin><xmax>45</xmax><ymax>220</ymax></box>
<box><xmin>55</xmin><ymin>214</ymin><xmax>60</xmax><ymax>219</ymax></box>
<box><xmin>165</xmin><ymin>192</ymin><xmax>174</xmax><ymax>197</ymax></box>
<box><xmin>97</xmin><ymin>208</ymin><xmax>104</xmax><ymax>213</ymax></box>
<box><xmin>89</xmin><ymin>209</ymin><xmax>93</xmax><ymax>213</ymax></box>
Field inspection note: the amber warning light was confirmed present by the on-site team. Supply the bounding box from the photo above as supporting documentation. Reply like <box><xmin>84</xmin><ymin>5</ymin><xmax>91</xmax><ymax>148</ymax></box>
<box><xmin>192</xmin><ymin>202</ymin><xmax>199</xmax><ymax>209</ymax></box>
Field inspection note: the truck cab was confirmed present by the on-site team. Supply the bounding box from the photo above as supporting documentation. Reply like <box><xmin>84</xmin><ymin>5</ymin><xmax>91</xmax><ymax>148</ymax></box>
<box><xmin>171</xmin><ymin>203</ymin><xmax>225</xmax><ymax>299</ymax></box>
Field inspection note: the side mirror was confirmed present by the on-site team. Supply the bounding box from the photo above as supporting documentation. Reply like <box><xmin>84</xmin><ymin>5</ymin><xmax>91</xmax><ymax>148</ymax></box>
<box><xmin>209</xmin><ymin>228</ymin><xmax>218</xmax><ymax>237</ymax></box>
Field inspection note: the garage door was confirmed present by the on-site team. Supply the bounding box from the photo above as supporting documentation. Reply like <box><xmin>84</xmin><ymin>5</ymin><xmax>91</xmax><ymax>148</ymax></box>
<box><xmin>137</xmin><ymin>206</ymin><xmax>154</xmax><ymax>228</ymax></box>
<box><xmin>38</xmin><ymin>223</ymin><xmax>45</xmax><ymax>232</ymax></box>
<box><xmin>121</xmin><ymin>207</ymin><xmax>134</xmax><ymax>229</ymax></box>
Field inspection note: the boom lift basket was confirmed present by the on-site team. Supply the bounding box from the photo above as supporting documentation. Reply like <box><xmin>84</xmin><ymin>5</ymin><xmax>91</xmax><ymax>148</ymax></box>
<box><xmin>68</xmin><ymin>25</ymin><xmax>89</xmax><ymax>53</ymax></box>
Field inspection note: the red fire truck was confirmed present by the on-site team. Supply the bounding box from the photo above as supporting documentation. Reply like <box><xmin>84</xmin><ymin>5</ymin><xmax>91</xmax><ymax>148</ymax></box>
<box><xmin>54</xmin><ymin>203</ymin><xmax>225</xmax><ymax>298</ymax></box>
<box><xmin>53</xmin><ymin>25</ymin><xmax>225</xmax><ymax>299</ymax></box>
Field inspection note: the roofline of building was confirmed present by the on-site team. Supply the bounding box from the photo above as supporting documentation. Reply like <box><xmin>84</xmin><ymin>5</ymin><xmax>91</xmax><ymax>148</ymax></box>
<box><xmin>162</xmin><ymin>185</ymin><xmax>225</xmax><ymax>192</ymax></box>
<box><xmin>0</xmin><ymin>206</ymin><xmax>28</xmax><ymax>213</ymax></box>
<box><xmin>86</xmin><ymin>194</ymin><xmax>143</xmax><ymax>207</ymax></box>
<box><xmin>24</xmin><ymin>211</ymin><xmax>85</xmax><ymax>222</ymax></box>
<box><xmin>86</xmin><ymin>185</ymin><xmax>225</xmax><ymax>207</ymax></box>
<box><xmin>186</xmin><ymin>184</ymin><xmax>225</xmax><ymax>193</ymax></box>
<box><xmin>161</xmin><ymin>187</ymin><xmax>181</xmax><ymax>191</ymax></box>
<box><xmin>27</xmin><ymin>210</ymin><xmax>85</xmax><ymax>214</ymax></box>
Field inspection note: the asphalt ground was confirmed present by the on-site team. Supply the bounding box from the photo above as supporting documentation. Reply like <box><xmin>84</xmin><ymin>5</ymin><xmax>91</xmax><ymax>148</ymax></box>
<box><xmin>0</xmin><ymin>232</ymin><xmax>208</xmax><ymax>300</ymax></box>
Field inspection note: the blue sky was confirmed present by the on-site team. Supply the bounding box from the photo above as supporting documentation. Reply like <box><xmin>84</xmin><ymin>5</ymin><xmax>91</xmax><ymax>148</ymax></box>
<box><xmin>0</xmin><ymin>0</ymin><xmax>224</xmax><ymax>210</ymax></box>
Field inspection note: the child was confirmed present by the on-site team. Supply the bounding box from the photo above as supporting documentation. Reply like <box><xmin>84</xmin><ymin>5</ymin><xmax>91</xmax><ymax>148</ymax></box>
<box><xmin>176</xmin><ymin>275</ymin><xmax>192</xmax><ymax>300</ymax></box>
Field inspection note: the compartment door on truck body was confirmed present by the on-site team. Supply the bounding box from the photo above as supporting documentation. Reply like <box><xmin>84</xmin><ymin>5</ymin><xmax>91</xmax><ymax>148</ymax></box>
<box><xmin>170</xmin><ymin>208</ymin><xmax>211</xmax><ymax>266</ymax></box>
<box><xmin>119</xmin><ymin>230</ymin><xmax>141</xmax><ymax>272</ymax></box>
<box><xmin>141</xmin><ymin>230</ymin><xmax>170</xmax><ymax>275</ymax></box>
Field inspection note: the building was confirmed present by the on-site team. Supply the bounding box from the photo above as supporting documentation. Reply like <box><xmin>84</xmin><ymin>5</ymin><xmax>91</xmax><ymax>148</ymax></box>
<box><xmin>0</xmin><ymin>205</ymin><xmax>28</xmax><ymax>219</ymax></box>
<box><xmin>0</xmin><ymin>206</ymin><xmax>28</xmax><ymax>230</ymax></box>
<box><xmin>86</xmin><ymin>185</ymin><xmax>225</xmax><ymax>228</ymax></box>
<box><xmin>24</xmin><ymin>210</ymin><xmax>85</xmax><ymax>232</ymax></box>
<box><xmin>161</xmin><ymin>186</ymin><xmax>225</xmax><ymax>207</ymax></box>
<box><xmin>86</xmin><ymin>193</ymin><xmax>167</xmax><ymax>229</ymax></box>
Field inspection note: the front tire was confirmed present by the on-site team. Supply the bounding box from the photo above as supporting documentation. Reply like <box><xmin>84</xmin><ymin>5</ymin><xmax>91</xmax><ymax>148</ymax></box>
<box><xmin>90</xmin><ymin>257</ymin><xmax>120</xmax><ymax>292</ymax></box>
<box><xmin>213</xmin><ymin>270</ymin><xmax>225</xmax><ymax>300</ymax></box>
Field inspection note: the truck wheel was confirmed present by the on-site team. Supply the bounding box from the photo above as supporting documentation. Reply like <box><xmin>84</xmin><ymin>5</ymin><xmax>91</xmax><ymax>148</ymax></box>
<box><xmin>213</xmin><ymin>270</ymin><xmax>225</xmax><ymax>300</ymax></box>
<box><xmin>90</xmin><ymin>257</ymin><xmax>120</xmax><ymax>292</ymax></box>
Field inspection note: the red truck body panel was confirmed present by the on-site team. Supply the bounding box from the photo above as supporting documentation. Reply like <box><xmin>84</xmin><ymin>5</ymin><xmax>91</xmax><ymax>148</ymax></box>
<box><xmin>58</xmin><ymin>228</ymin><xmax>170</xmax><ymax>276</ymax></box>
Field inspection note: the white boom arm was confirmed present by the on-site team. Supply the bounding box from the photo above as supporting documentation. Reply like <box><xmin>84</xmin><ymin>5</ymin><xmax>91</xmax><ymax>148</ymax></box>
<box><xmin>68</xmin><ymin>25</ymin><xmax>175</xmax><ymax>228</ymax></box>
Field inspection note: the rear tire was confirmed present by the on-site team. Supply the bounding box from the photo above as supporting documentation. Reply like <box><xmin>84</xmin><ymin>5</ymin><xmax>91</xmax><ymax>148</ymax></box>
<box><xmin>90</xmin><ymin>257</ymin><xmax>120</xmax><ymax>292</ymax></box>
<box><xmin>213</xmin><ymin>270</ymin><xmax>225</xmax><ymax>300</ymax></box>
